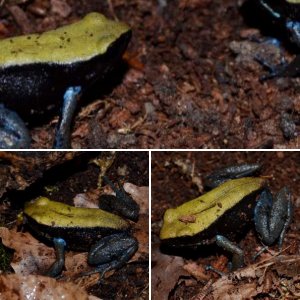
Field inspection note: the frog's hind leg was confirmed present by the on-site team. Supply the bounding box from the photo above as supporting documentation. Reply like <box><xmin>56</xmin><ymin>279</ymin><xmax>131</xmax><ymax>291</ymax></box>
<box><xmin>254</xmin><ymin>187</ymin><xmax>293</xmax><ymax>249</ymax></box>
<box><xmin>82</xmin><ymin>233</ymin><xmax>138</xmax><ymax>278</ymax></box>
<box><xmin>275</xmin><ymin>187</ymin><xmax>293</xmax><ymax>249</ymax></box>
<box><xmin>0</xmin><ymin>105</ymin><xmax>30</xmax><ymax>149</ymax></box>
<box><xmin>54</xmin><ymin>86</ymin><xmax>82</xmax><ymax>149</ymax></box>
<box><xmin>101</xmin><ymin>176</ymin><xmax>140</xmax><ymax>222</ymax></box>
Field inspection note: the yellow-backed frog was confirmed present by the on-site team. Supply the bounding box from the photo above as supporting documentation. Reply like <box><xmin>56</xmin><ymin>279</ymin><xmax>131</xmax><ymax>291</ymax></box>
<box><xmin>18</xmin><ymin>176</ymin><xmax>139</xmax><ymax>277</ymax></box>
<box><xmin>0</xmin><ymin>12</ymin><xmax>131</xmax><ymax>148</ymax></box>
<box><xmin>160</xmin><ymin>164</ymin><xmax>293</xmax><ymax>271</ymax></box>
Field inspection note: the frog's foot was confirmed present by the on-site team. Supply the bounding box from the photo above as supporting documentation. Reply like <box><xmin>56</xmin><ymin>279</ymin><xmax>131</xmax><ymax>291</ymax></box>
<box><xmin>205</xmin><ymin>265</ymin><xmax>226</xmax><ymax>277</ymax></box>
<box><xmin>0</xmin><ymin>105</ymin><xmax>30</xmax><ymax>149</ymax></box>
<box><xmin>44</xmin><ymin>238</ymin><xmax>66</xmax><ymax>277</ymax></box>
<box><xmin>82</xmin><ymin>233</ymin><xmax>138</xmax><ymax>278</ymax></box>
<box><xmin>215</xmin><ymin>235</ymin><xmax>244</xmax><ymax>271</ymax></box>
<box><xmin>204</xmin><ymin>163</ymin><xmax>262</xmax><ymax>189</ymax></box>
<box><xmin>254</xmin><ymin>187</ymin><xmax>293</xmax><ymax>249</ymax></box>
<box><xmin>101</xmin><ymin>176</ymin><xmax>140</xmax><ymax>222</ymax></box>
<box><xmin>252</xmin><ymin>245</ymin><xmax>269</xmax><ymax>261</ymax></box>
<box><xmin>54</xmin><ymin>86</ymin><xmax>82</xmax><ymax>149</ymax></box>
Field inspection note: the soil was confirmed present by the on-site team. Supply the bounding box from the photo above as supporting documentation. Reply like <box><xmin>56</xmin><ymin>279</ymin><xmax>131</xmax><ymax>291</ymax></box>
<box><xmin>0</xmin><ymin>0</ymin><xmax>298</xmax><ymax>149</ymax></box>
<box><xmin>151</xmin><ymin>151</ymin><xmax>300</xmax><ymax>299</ymax></box>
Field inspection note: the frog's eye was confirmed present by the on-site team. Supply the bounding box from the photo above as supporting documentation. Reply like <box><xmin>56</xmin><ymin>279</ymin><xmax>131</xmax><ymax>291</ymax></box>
<box><xmin>32</xmin><ymin>197</ymin><xmax>50</xmax><ymax>206</ymax></box>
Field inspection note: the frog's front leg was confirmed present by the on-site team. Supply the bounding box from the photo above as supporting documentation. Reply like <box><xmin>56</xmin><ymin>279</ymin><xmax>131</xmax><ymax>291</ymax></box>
<box><xmin>254</xmin><ymin>187</ymin><xmax>293</xmax><ymax>248</ymax></box>
<box><xmin>215</xmin><ymin>235</ymin><xmax>244</xmax><ymax>271</ymax></box>
<box><xmin>54</xmin><ymin>86</ymin><xmax>82</xmax><ymax>149</ymax></box>
<box><xmin>0</xmin><ymin>105</ymin><xmax>31</xmax><ymax>149</ymax></box>
<box><xmin>85</xmin><ymin>232</ymin><xmax>138</xmax><ymax>277</ymax></box>
<box><xmin>44</xmin><ymin>238</ymin><xmax>66</xmax><ymax>277</ymax></box>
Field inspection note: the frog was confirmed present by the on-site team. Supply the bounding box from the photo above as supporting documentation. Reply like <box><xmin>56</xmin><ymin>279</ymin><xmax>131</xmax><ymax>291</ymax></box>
<box><xmin>253</xmin><ymin>0</ymin><xmax>300</xmax><ymax>78</ymax></box>
<box><xmin>0</xmin><ymin>12</ymin><xmax>131</xmax><ymax>149</ymax></box>
<box><xmin>160</xmin><ymin>163</ymin><xmax>293</xmax><ymax>271</ymax></box>
<box><xmin>18</xmin><ymin>177</ymin><xmax>139</xmax><ymax>277</ymax></box>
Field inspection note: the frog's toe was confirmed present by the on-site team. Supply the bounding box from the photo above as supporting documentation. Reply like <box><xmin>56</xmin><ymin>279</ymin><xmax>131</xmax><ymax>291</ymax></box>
<box><xmin>0</xmin><ymin>105</ymin><xmax>30</xmax><ymax>149</ymax></box>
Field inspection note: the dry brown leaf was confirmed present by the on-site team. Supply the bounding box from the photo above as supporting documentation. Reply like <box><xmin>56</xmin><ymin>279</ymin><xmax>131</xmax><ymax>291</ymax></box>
<box><xmin>133</xmin><ymin>213</ymin><xmax>149</xmax><ymax>259</ymax></box>
<box><xmin>0</xmin><ymin>227</ymin><xmax>93</xmax><ymax>277</ymax></box>
<box><xmin>0</xmin><ymin>274</ymin><xmax>99</xmax><ymax>300</ymax></box>
<box><xmin>0</xmin><ymin>227</ymin><xmax>55</xmax><ymax>275</ymax></box>
<box><xmin>209</xmin><ymin>255</ymin><xmax>300</xmax><ymax>300</ymax></box>
<box><xmin>124</xmin><ymin>183</ymin><xmax>149</xmax><ymax>214</ymax></box>
<box><xmin>183</xmin><ymin>261</ymin><xmax>210</xmax><ymax>281</ymax></box>
<box><xmin>152</xmin><ymin>245</ymin><xmax>188</xmax><ymax>300</ymax></box>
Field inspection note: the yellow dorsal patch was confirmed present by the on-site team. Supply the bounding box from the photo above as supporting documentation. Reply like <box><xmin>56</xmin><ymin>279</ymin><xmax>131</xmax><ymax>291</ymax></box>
<box><xmin>24</xmin><ymin>197</ymin><xmax>130</xmax><ymax>230</ymax></box>
<box><xmin>0</xmin><ymin>12</ymin><xmax>130</xmax><ymax>67</ymax></box>
<box><xmin>160</xmin><ymin>177</ymin><xmax>265</xmax><ymax>240</ymax></box>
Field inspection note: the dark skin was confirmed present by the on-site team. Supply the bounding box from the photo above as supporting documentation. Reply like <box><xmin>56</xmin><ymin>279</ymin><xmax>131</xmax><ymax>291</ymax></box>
<box><xmin>255</xmin><ymin>0</ymin><xmax>300</xmax><ymax>78</ymax></box>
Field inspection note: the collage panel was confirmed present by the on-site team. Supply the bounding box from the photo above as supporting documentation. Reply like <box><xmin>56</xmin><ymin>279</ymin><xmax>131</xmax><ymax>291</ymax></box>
<box><xmin>152</xmin><ymin>151</ymin><xmax>299</xmax><ymax>299</ymax></box>
<box><xmin>0</xmin><ymin>151</ymin><xmax>149</xmax><ymax>299</ymax></box>
<box><xmin>0</xmin><ymin>1</ymin><xmax>298</xmax><ymax>150</ymax></box>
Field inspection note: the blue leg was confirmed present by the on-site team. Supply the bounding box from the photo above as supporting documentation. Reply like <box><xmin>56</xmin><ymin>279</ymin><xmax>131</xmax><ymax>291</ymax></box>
<box><xmin>216</xmin><ymin>235</ymin><xmax>244</xmax><ymax>271</ymax></box>
<box><xmin>259</xmin><ymin>0</ymin><xmax>281</xmax><ymax>19</ymax></box>
<box><xmin>54</xmin><ymin>86</ymin><xmax>82</xmax><ymax>149</ymax></box>
<box><xmin>0</xmin><ymin>105</ymin><xmax>30</xmax><ymax>149</ymax></box>
<box><xmin>81</xmin><ymin>233</ymin><xmax>138</xmax><ymax>278</ymax></box>
<box><xmin>44</xmin><ymin>238</ymin><xmax>66</xmax><ymax>277</ymax></box>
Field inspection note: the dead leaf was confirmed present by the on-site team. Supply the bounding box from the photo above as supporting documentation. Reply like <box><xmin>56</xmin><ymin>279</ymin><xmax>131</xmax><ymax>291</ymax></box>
<box><xmin>0</xmin><ymin>227</ymin><xmax>55</xmax><ymax>275</ymax></box>
<box><xmin>183</xmin><ymin>261</ymin><xmax>210</xmax><ymax>281</ymax></box>
<box><xmin>124</xmin><ymin>183</ymin><xmax>149</xmax><ymax>214</ymax></box>
<box><xmin>152</xmin><ymin>244</ymin><xmax>188</xmax><ymax>300</ymax></box>
<box><xmin>0</xmin><ymin>274</ymin><xmax>99</xmax><ymax>300</ymax></box>
<box><xmin>208</xmin><ymin>255</ymin><xmax>300</xmax><ymax>300</ymax></box>
<box><xmin>0</xmin><ymin>227</ymin><xmax>92</xmax><ymax>278</ymax></box>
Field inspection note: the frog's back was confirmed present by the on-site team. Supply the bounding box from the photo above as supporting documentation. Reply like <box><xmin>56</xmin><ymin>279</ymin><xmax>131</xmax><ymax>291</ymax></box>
<box><xmin>0</xmin><ymin>13</ymin><xmax>131</xmax><ymax>116</ymax></box>
<box><xmin>0</xmin><ymin>13</ymin><xmax>130</xmax><ymax>67</ymax></box>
